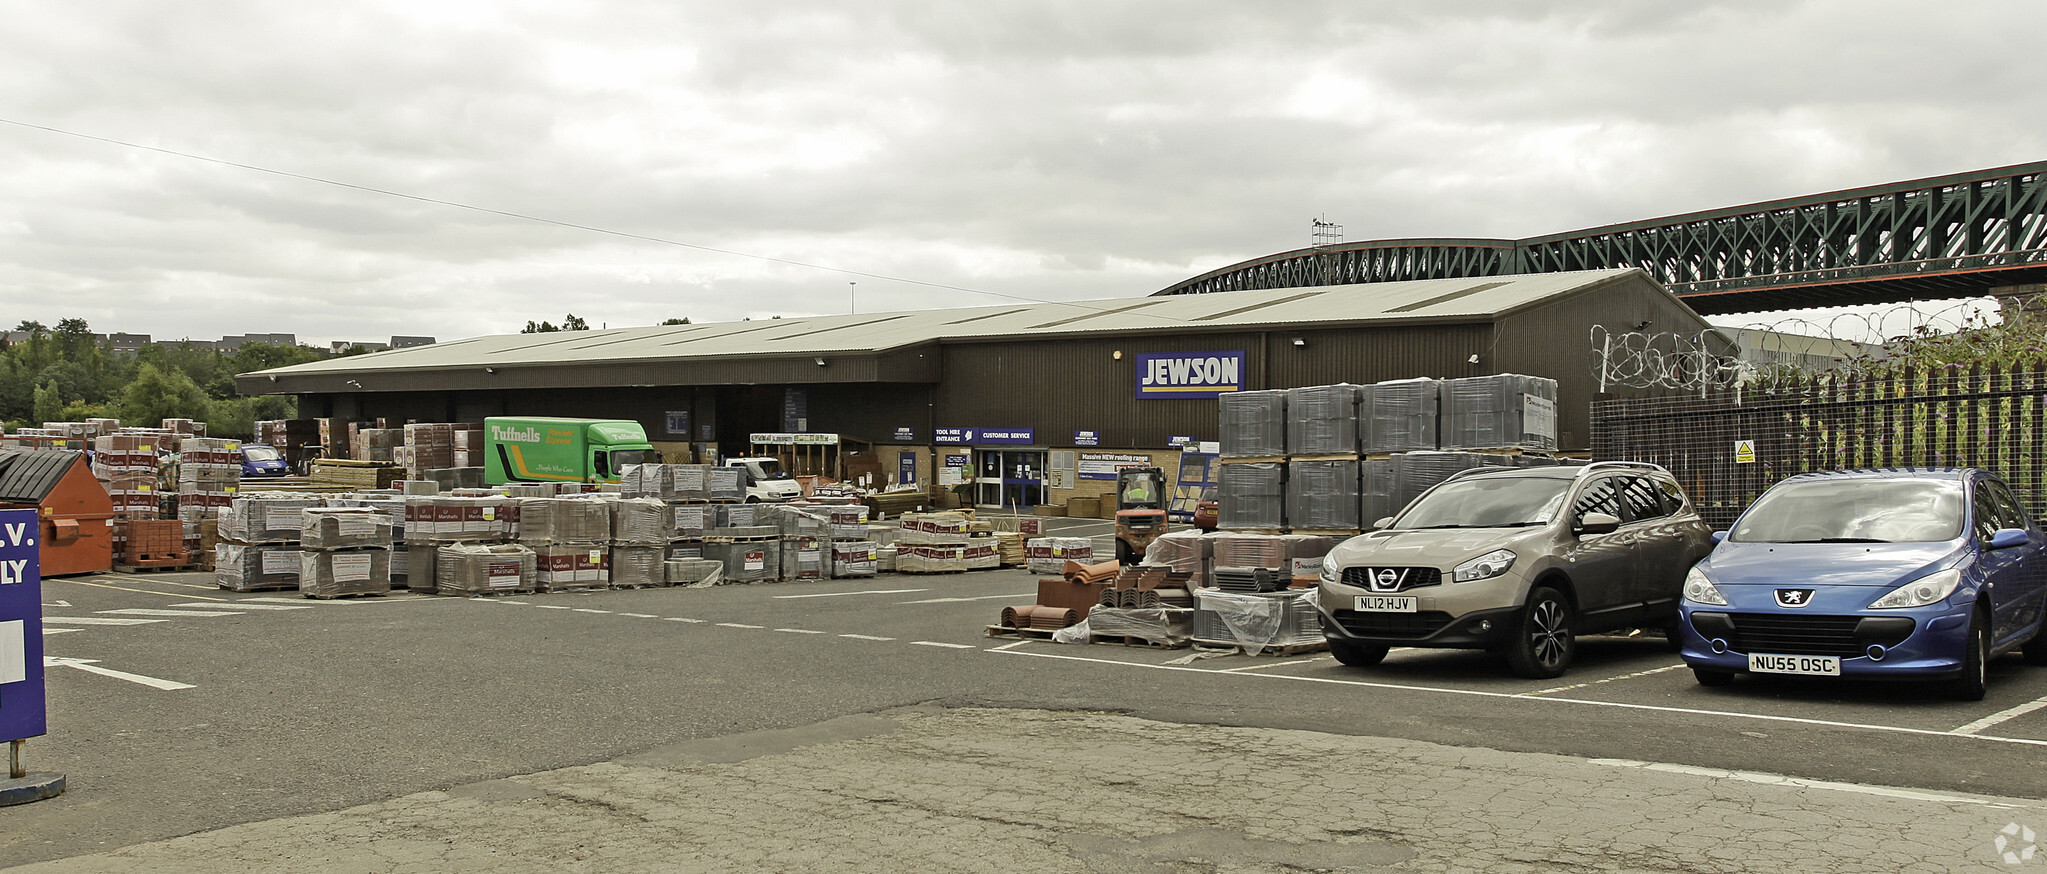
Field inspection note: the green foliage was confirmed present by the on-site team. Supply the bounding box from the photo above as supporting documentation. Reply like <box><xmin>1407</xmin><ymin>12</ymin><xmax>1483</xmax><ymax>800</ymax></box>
<box><xmin>0</xmin><ymin>318</ymin><xmax>326</xmax><ymax>433</ymax></box>
<box><xmin>118</xmin><ymin>363</ymin><xmax>217</xmax><ymax>427</ymax></box>
<box><xmin>659</xmin><ymin>317</ymin><xmax>691</xmax><ymax>325</ymax></box>
<box><xmin>32</xmin><ymin>381</ymin><xmax>60</xmax><ymax>423</ymax></box>
<box><xmin>523</xmin><ymin>314</ymin><xmax>591</xmax><ymax>333</ymax></box>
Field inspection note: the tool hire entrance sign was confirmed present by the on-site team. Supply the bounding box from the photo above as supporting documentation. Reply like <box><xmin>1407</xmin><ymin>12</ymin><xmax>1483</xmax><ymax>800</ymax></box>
<box><xmin>1</xmin><ymin>508</ymin><xmax>46</xmax><ymax>744</ymax></box>
<box><xmin>1135</xmin><ymin>351</ymin><xmax>1244</xmax><ymax>399</ymax></box>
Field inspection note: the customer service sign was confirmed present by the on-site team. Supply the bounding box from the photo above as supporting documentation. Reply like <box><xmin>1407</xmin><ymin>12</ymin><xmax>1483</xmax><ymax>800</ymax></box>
<box><xmin>1135</xmin><ymin>351</ymin><xmax>1244</xmax><ymax>399</ymax></box>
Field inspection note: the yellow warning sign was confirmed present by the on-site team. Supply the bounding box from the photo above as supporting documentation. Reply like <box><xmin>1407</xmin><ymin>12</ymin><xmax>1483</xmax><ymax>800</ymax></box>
<box><xmin>1734</xmin><ymin>440</ymin><xmax>1757</xmax><ymax>464</ymax></box>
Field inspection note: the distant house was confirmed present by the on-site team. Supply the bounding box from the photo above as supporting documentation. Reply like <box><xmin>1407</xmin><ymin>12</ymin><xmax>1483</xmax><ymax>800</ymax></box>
<box><xmin>331</xmin><ymin>341</ymin><xmax>391</xmax><ymax>354</ymax></box>
<box><xmin>389</xmin><ymin>335</ymin><xmax>436</xmax><ymax>348</ymax></box>
<box><xmin>107</xmin><ymin>332</ymin><xmax>151</xmax><ymax>354</ymax></box>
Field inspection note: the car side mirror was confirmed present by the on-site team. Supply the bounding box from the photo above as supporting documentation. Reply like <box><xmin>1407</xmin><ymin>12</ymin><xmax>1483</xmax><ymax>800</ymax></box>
<box><xmin>1989</xmin><ymin>528</ymin><xmax>2029</xmax><ymax>550</ymax></box>
<box><xmin>1577</xmin><ymin>512</ymin><xmax>1621</xmax><ymax>536</ymax></box>
<box><xmin>1371</xmin><ymin>516</ymin><xmax>1394</xmax><ymax>531</ymax></box>
<box><xmin>1709</xmin><ymin>531</ymin><xmax>1726</xmax><ymax>545</ymax></box>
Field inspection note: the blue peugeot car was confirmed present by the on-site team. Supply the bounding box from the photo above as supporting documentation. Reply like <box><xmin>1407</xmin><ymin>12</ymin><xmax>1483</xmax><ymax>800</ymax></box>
<box><xmin>1679</xmin><ymin>468</ymin><xmax>2047</xmax><ymax>700</ymax></box>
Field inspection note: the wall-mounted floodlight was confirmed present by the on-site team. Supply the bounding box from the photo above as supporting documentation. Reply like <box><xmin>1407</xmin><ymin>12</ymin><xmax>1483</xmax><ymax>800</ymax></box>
<box><xmin>1292</xmin><ymin>338</ymin><xmax>1306</xmax><ymax>347</ymax></box>
<box><xmin>814</xmin><ymin>357</ymin><xmax>827</xmax><ymax>367</ymax></box>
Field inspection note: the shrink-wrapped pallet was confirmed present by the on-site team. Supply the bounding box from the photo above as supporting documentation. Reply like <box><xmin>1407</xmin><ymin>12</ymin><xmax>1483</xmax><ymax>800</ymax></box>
<box><xmin>706</xmin><ymin>539</ymin><xmax>779</xmax><ymax>582</ymax></box>
<box><xmin>1088</xmin><ymin>607</ymin><xmax>1194</xmax><ymax>647</ymax></box>
<box><xmin>831</xmin><ymin>540</ymin><xmax>878</xmax><ymax>577</ymax></box>
<box><xmin>1025</xmin><ymin>537</ymin><xmax>1094</xmax><ymax>574</ymax></box>
<box><xmin>516</xmin><ymin>497</ymin><xmax>611</xmax><ymax>544</ymax></box>
<box><xmin>1361</xmin><ymin>459</ymin><xmax>1398</xmax><ymax>528</ymax></box>
<box><xmin>665</xmin><ymin>557</ymin><xmax>724</xmax><ymax>586</ymax></box>
<box><xmin>610</xmin><ymin>545</ymin><xmax>666</xmax><ymax>588</ymax></box>
<box><xmin>436</xmin><ymin>543</ymin><xmax>536</xmax><ymax>595</ymax></box>
<box><xmin>299</xmin><ymin>507</ymin><xmax>394</xmax><ymax>550</ymax></box>
<box><xmin>215</xmin><ymin>542</ymin><xmax>302</xmax><ymax>591</ymax></box>
<box><xmin>897</xmin><ymin>543</ymin><xmax>968</xmax><ymax>573</ymax></box>
<box><xmin>1192</xmin><ymin>589</ymin><xmax>1325</xmax><ymax>654</ymax></box>
<box><xmin>1217</xmin><ymin>462</ymin><xmax>1284</xmax><ymax>531</ymax></box>
<box><xmin>772</xmin><ymin>504</ymin><xmax>830</xmax><ymax>540</ymax></box>
<box><xmin>1285</xmin><ymin>384</ymin><xmax>1363</xmax><ymax>456</ymax></box>
<box><xmin>1439</xmin><ymin>373</ymin><xmax>1559</xmax><ymax>452</ymax></box>
<box><xmin>620</xmin><ymin>464</ymin><xmax>668</xmax><ymax>498</ymax></box>
<box><xmin>610</xmin><ymin>498</ymin><xmax>670</xmax><ymax>546</ymax></box>
<box><xmin>671</xmin><ymin>465</ymin><xmax>709</xmax><ymax>501</ymax></box>
<box><xmin>898</xmin><ymin>512</ymin><xmax>970</xmax><ymax>545</ymax></box>
<box><xmin>1143</xmin><ymin>529</ymin><xmax>1214</xmax><ymax>588</ymax></box>
<box><xmin>1218</xmin><ymin>389</ymin><xmax>1287</xmax><ymax>458</ymax></box>
<box><xmin>779</xmin><ymin>538</ymin><xmax>827</xmax><ymax>581</ymax></box>
<box><xmin>964</xmin><ymin>536</ymin><xmax>999</xmax><ymax>570</ymax></box>
<box><xmin>532</xmin><ymin>543</ymin><xmax>611</xmax><ymax>591</ymax></box>
<box><xmin>299</xmin><ymin>548</ymin><xmax>391</xmax><ymax>598</ymax></box>
<box><xmin>1285</xmin><ymin>459</ymin><xmax>1361</xmax><ymax>532</ymax></box>
<box><xmin>1391</xmin><ymin>451</ymin><xmax>1514</xmax><ymax>511</ymax></box>
<box><xmin>1361</xmin><ymin>378</ymin><xmax>1442</xmax><ymax>455</ymax></box>
<box><xmin>704</xmin><ymin>467</ymin><xmax>743</xmax><ymax>501</ymax></box>
<box><xmin>826</xmin><ymin>504</ymin><xmax>871</xmax><ymax>540</ymax></box>
<box><xmin>669</xmin><ymin>503</ymin><xmax>711</xmax><ymax>538</ymax></box>
<box><xmin>1212</xmin><ymin>532</ymin><xmax>1290</xmax><ymax>571</ymax></box>
<box><xmin>220</xmin><ymin>495</ymin><xmax>321</xmax><ymax>544</ymax></box>
<box><xmin>716</xmin><ymin>503</ymin><xmax>764</xmax><ymax>528</ymax></box>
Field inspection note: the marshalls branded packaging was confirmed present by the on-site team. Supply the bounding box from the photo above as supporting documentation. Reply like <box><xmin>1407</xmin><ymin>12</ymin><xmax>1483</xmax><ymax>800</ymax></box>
<box><xmin>1439</xmin><ymin>373</ymin><xmax>1558</xmax><ymax>452</ymax></box>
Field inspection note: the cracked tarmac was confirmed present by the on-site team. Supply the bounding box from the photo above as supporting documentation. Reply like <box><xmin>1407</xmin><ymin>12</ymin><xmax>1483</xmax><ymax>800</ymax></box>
<box><xmin>5</xmin><ymin>706</ymin><xmax>2036</xmax><ymax>873</ymax></box>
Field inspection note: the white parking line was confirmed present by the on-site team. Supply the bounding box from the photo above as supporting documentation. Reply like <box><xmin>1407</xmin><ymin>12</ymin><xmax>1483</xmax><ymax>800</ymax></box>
<box><xmin>717</xmin><ymin>623</ymin><xmax>765</xmax><ymax>629</ymax></box>
<box><xmin>99</xmin><ymin>608</ymin><xmax>242</xmax><ymax>618</ymax></box>
<box><xmin>839</xmin><ymin>634</ymin><xmax>895</xmax><ymax>641</ymax></box>
<box><xmin>571</xmin><ymin>609</ymin><xmax>612</xmax><ymax>614</ymax></box>
<box><xmin>618</xmin><ymin>613</ymin><xmax>659</xmax><ymax>618</ymax></box>
<box><xmin>911</xmin><ymin>641</ymin><xmax>976</xmax><ymax>649</ymax></box>
<box><xmin>1216</xmin><ymin>656</ymin><xmax>1332</xmax><ymax>672</ymax></box>
<box><xmin>773</xmin><ymin>588</ymin><xmax>928</xmax><ymax>599</ymax></box>
<box><xmin>899</xmin><ymin>593</ymin><xmax>1037</xmax><ymax>604</ymax></box>
<box><xmin>1520</xmin><ymin>664</ymin><xmax>1690</xmax><ymax>696</ymax></box>
<box><xmin>42</xmin><ymin>617</ymin><xmax>167</xmax><ymax>626</ymax></box>
<box><xmin>172</xmin><ymin>602</ymin><xmax>312</xmax><ymax>611</ymax></box>
<box><xmin>987</xmin><ymin>646</ymin><xmax>2047</xmax><ymax>748</ymax></box>
<box><xmin>663</xmin><ymin>617</ymin><xmax>705</xmax><ymax>623</ymax></box>
<box><xmin>42</xmin><ymin>627</ymin><xmax>80</xmax><ymax>635</ymax></box>
<box><xmin>774</xmin><ymin>628</ymin><xmax>827</xmax><ymax>634</ymax></box>
<box><xmin>534</xmin><ymin>605</ymin><xmax>572</xmax><ymax>610</ymax></box>
<box><xmin>1952</xmin><ymin>694</ymin><xmax>2047</xmax><ymax>736</ymax></box>
<box><xmin>1590</xmin><ymin>759</ymin><xmax>2044</xmax><ymax>809</ymax></box>
<box><xmin>44</xmin><ymin>657</ymin><xmax>194</xmax><ymax>691</ymax></box>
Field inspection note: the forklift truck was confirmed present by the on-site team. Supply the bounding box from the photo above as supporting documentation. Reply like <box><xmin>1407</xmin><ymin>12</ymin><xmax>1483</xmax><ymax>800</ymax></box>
<box><xmin>1113</xmin><ymin>466</ymin><xmax>1168</xmax><ymax>564</ymax></box>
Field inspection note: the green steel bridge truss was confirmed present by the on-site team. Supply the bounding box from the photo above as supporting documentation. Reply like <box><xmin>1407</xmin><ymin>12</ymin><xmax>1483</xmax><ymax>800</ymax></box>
<box><xmin>1154</xmin><ymin>162</ymin><xmax>2047</xmax><ymax>315</ymax></box>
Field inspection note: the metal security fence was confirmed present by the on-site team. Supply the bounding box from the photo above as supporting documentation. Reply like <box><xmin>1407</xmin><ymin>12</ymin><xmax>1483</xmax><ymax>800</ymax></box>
<box><xmin>1590</xmin><ymin>364</ymin><xmax>2047</xmax><ymax>528</ymax></box>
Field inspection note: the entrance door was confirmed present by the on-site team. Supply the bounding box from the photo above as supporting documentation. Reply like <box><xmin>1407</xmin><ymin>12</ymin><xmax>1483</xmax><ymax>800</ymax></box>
<box><xmin>976</xmin><ymin>450</ymin><xmax>1046</xmax><ymax>509</ymax></box>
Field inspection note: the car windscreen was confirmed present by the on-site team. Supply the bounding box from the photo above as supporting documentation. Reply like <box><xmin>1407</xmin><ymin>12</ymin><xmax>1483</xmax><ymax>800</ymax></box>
<box><xmin>1390</xmin><ymin>476</ymin><xmax>1571</xmax><ymax>530</ymax></box>
<box><xmin>609</xmin><ymin>449</ymin><xmax>651</xmax><ymax>470</ymax></box>
<box><xmin>755</xmin><ymin>459</ymin><xmax>791</xmax><ymax>480</ymax></box>
<box><xmin>243</xmin><ymin>445</ymin><xmax>282</xmax><ymax>462</ymax></box>
<box><xmin>1730</xmin><ymin>479</ymin><xmax>1964</xmax><ymax>543</ymax></box>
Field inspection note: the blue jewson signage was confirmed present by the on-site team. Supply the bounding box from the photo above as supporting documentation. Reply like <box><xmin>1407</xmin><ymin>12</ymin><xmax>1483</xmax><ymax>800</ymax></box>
<box><xmin>1074</xmin><ymin>430</ymin><xmax>1100</xmax><ymax>447</ymax></box>
<box><xmin>935</xmin><ymin>428</ymin><xmax>1036</xmax><ymax>445</ymax></box>
<box><xmin>1135</xmin><ymin>351</ymin><xmax>1245</xmax><ymax>399</ymax></box>
<box><xmin>0</xmin><ymin>508</ymin><xmax>47</xmax><ymax>743</ymax></box>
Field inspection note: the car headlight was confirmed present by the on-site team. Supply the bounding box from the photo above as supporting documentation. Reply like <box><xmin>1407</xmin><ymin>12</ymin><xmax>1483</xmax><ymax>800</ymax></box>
<box><xmin>1453</xmin><ymin>549</ymin><xmax>1515</xmax><ymax>583</ymax></box>
<box><xmin>1682</xmin><ymin>566</ymin><xmax>1728</xmax><ymax>606</ymax></box>
<box><xmin>1868</xmin><ymin>568</ymin><xmax>1963</xmax><ymax>609</ymax></box>
<box><xmin>1319</xmin><ymin>554</ymin><xmax>1340</xmax><ymax>586</ymax></box>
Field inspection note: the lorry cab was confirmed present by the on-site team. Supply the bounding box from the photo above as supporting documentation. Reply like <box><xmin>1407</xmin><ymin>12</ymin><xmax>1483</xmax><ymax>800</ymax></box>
<box><xmin>484</xmin><ymin>417</ymin><xmax>655</xmax><ymax>486</ymax></box>
<box><xmin>725</xmin><ymin>457</ymin><xmax>803</xmax><ymax>502</ymax></box>
<box><xmin>241</xmin><ymin>443</ymin><xmax>292</xmax><ymax>478</ymax></box>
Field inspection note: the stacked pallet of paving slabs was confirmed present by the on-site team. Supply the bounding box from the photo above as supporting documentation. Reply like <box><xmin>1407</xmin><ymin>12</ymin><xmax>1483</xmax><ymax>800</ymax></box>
<box><xmin>664</xmin><ymin>557</ymin><xmax>724</xmax><ymax>586</ymax></box>
<box><xmin>177</xmin><ymin>438</ymin><xmax>243</xmax><ymax>533</ymax></box>
<box><xmin>895</xmin><ymin>512</ymin><xmax>969</xmax><ymax>573</ymax></box>
<box><xmin>93</xmin><ymin>433</ymin><xmax>163</xmax><ymax>521</ymax></box>
<box><xmin>298</xmin><ymin>507</ymin><xmax>394</xmax><ymax>598</ymax></box>
<box><xmin>118</xmin><ymin>519</ymin><xmax>189</xmax><ymax>568</ymax></box>
<box><xmin>703</xmin><ymin>527</ymin><xmax>778</xmax><ymax>583</ymax></box>
<box><xmin>1440</xmin><ymin>373</ymin><xmax>1559</xmax><ymax>453</ymax></box>
<box><xmin>328</xmin><ymin>495</ymin><xmax>412</xmax><ymax>586</ymax></box>
<box><xmin>436</xmin><ymin>543</ymin><xmax>538</xmax><ymax>595</ymax></box>
<box><xmin>610</xmin><ymin>498</ymin><xmax>670</xmax><ymax>588</ymax></box>
<box><xmin>770</xmin><ymin>505</ymin><xmax>830</xmax><ymax>581</ymax></box>
<box><xmin>451</xmin><ymin>425</ymin><xmax>482</xmax><ymax>470</ymax></box>
<box><xmin>160</xmin><ymin>418</ymin><xmax>206</xmax><ymax>437</ymax></box>
<box><xmin>1024</xmin><ymin>537</ymin><xmax>1093</xmax><ymax>574</ymax></box>
<box><xmin>214</xmin><ymin>495</ymin><xmax>321</xmax><ymax>592</ymax></box>
<box><xmin>962</xmin><ymin>517</ymin><xmax>999</xmax><ymax>570</ymax></box>
<box><xmin>406</xmin><ymin>495</ymin><xmax>518</xmax><ymax>594</ymax></box>
<box><xmin>401</xmin><ymin>423</ymin><xmax>456</xmax><ymax>480</ymax></box>
<box><xmin>516</xmin><ymin>496</ymin><xmax>613</xmax><ymax>591</ymax></box>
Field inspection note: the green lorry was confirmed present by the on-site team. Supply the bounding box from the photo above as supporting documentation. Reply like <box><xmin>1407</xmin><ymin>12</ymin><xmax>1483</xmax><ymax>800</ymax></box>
<box><xmin>483</xmin><ymin>417</ymin><xmax>655</xmax><ymax>486</ymax></box>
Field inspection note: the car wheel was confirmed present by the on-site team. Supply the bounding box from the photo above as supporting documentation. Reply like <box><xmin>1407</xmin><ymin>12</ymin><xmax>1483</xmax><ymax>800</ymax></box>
<box><xmin>1505</xmin><ymin>586</ymin><xmax>1575</xmax><ymax>679</ymax></box>
<box><xmin>1329</xmin><ymin>640</ymin><xmax>1390</xmax><ymax>667</ymax></box>
<box><xmin>1950</xmin><ymin>608</ymin><xmax>1990</xmax><ymax>702</ymax></box>
<box><xmin>1692</xmin><ymin>667</ymin><xmax>1734</xmax><ymax>687</ymax></box>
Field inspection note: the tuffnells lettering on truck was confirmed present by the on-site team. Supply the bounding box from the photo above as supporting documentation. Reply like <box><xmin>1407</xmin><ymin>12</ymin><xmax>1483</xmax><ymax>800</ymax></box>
<box><xmin>1134</xmin><ymin>351</ymin><xmax>1245</xmax><ymax>399</ymax></box>
<box><xmin>489</xmin><ymin>425</ymin><xmax>543</xmax><ymax>444</ymax></box>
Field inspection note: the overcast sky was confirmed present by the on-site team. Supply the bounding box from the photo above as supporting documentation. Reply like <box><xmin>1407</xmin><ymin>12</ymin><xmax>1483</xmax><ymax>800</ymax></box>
<box><xmin>2</xmin><ymin>1</ymin><xmax>2042</xmax><ymax>348</ymax></box>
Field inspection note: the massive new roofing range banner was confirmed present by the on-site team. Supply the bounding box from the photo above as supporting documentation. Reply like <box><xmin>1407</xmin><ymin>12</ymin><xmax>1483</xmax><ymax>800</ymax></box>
<box><xmin>1135</xmin><ymin>351</ymin><xmax>1244</xmax><ymax>399</ymax></box>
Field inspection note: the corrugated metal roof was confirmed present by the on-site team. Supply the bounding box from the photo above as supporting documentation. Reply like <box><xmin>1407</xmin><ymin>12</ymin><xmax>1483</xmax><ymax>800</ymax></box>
<box><xmin>250</xmin><ymin>269</ymin><xmax>1645</xmax><ymax>378</ymax></box>
<box><xmin>0</xmin><ymin>450</ymin><xmax>84</xmax><ymax>503</ymax></box>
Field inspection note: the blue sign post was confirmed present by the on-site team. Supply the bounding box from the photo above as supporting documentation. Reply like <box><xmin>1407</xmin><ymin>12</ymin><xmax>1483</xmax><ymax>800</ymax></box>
<box><xmin>0</xmin><ymin>508</ymin><xmax>62</xmax><ymax>805</ymax></box>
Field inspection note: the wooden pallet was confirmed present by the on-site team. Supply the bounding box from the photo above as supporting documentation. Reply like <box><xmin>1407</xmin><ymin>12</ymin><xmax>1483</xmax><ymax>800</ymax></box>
<box><xmin>1089</xmin><ymin>633</ymin><xmax>1183</xmax><ymax>649</ymax></box>
<box><xmin>1218</xmin><ymin>456</ymin><xmax>1285</xmax><ymax>464</ymax></box>
<box><xmin>217</xmin><ymin>582</ymin><xmax>300</xmax><ymax>592</ymax></box>
<box><xmin>113</xmin><ymin>563</ymin><xmax>197</xmax><ymax>574</ymax></box>
<box><xmin>1190</xmin><ymin>638</ymin><xmax>1329</xmax><ymax>656</ymax></box>
<box><xmin>984</xmin><ymin>624</ymin><xmax>1059</xmax><ymax>639</ymax></box>
<box><xmin>301</xmin><ymin>590</ymin><xmax>391</xmax><ymax>601</ymax></box>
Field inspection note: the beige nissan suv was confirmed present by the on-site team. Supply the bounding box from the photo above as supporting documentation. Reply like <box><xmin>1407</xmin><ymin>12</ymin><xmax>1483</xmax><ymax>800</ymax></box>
<box><xmin>1315</xmin><ymin>462</ymin><xmax>1714</xmax><ymax>678</ymax></box>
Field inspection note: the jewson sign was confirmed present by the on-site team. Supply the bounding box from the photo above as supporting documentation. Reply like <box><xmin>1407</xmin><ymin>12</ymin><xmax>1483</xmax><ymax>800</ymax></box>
<box><xmin>1135</xmin><ymin>351</ymin><xmax>1244</xmax><ymax>399</ymax></box>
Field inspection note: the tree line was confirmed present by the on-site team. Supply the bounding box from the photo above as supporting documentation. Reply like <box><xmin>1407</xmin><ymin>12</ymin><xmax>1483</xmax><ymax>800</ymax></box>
<box><xmin>0</xmin><ymin>319</ymin><xmax>335</xmax><ymax>438</ymax></box>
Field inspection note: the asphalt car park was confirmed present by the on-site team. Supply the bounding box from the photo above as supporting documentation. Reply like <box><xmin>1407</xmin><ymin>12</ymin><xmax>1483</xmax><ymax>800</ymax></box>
<box><xmin>15</xmin><ymin>559</ymin><xmax>2047</xmax><ymax>867</ymax></box>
